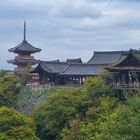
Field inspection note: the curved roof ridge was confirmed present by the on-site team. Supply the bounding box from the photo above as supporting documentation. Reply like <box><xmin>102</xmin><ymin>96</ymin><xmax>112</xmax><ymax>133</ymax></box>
<box><xmin>107</xmin><ymin>49</ymin><xmax>140</xmax><ymax>67</ymax></box>
<box><xmin>39</xmin><ymin>62</ymin><xmax>52</xmax><ymax>73</ymax></box>
<box><xmin>87</xmin><ymin>51</ymin><xmax>95</xmax><ymax>64</ymax></box>
<box><xmin>43</xmin><ymin>61</ymin><xmax>68</xmax><ymax>65</ymax></box>
<box><xmin>62</xmin><ymin>64</ymin><xmax>70</xmax><ymax>73</ymax></box>
<box><xmin>87</xmin><ymin>50</ymin><xmax>126</xmax><ymax>65</ymax></box>
<box><xmin>94</xmin><ymin>50</ymin><xmax>125</xmax><ymax>54</ymax></box>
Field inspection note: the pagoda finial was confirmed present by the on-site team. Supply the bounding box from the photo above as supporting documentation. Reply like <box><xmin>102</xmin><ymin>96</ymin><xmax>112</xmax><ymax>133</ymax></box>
<box><xmin>24</xmin><ymin>21</ymin><xmax>26</xmax><ymax>41</ymax></box>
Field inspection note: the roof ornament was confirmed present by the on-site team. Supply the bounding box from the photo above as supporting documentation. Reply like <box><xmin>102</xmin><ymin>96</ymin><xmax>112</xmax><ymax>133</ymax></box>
<box><xmin>24</xmin><ymin>21</ymin><xmax>26</xmax><ymax>41</ymax></box>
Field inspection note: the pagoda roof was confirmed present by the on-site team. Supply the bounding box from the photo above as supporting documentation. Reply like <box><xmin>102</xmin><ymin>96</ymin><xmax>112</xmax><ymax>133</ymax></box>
<box><xmin>61</xmin><ymin>64</ymin><xmax>105</xmax><ymax>76</ymax></box>
<box><xmin>66</xmin><ymin>58</ymin><xmax>82</xmax><ymax>64</ymax></box>
<box><xmin>9</xmin><ymin>22</ymin><xmax>41</xmax><ymax>53</ymax></box>
<box><xmin>9</xmin><ymin>40</ymin><xmax>41</xmax><ymax>53</ymax></box>
<box><xmin>8</xmin><ymin>58</ymin><xmax>38</xmax><ymax>65</ymax></box>
<box><xmin>87</xmin><ymin>51</ymin><xmax>126</xmax><ymax>65</ymax></box>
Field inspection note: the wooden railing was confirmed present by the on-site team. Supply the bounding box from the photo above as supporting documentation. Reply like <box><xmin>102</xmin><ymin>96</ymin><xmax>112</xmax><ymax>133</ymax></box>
<box><xmin>113</xmin><ymin>83</ymin><xmax>140</xmax><ymax>90</ymax></box>
<box><xmin>15</xmin><ymin>56</ymin><xmax>34</xmax><ymax>60</ymax></box>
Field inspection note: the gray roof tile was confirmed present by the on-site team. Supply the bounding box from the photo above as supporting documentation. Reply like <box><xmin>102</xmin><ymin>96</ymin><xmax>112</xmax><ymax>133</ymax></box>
<box><xmin>66</xmin><ymin>58</ymin><xmax>82</xmax><ymax>64</ymax></box>
<box><xmin>9</xmin><ymin>40</ymin><xmax>41</xmax><ymax>53</ymax></box>
<box><xmin>32</xmin><ymin>61</ymin><xmax>68</xmax><ymax>74</ymax></box>
<box><xmin>61</xmin><ymin>64</ymin><xmax>106</xmax><ymax>76</ymax></box>
<box><xmin>87</xmin><ymin>51</ymin><xmax>125</xmax><ymax>64</ymax></box>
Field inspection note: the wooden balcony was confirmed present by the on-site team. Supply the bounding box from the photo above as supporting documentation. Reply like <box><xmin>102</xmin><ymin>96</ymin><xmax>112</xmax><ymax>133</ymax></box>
<box><xmin>15</xmin><ymin>56</ymin><xmax>34</xmax><ymax>60</ymax></box>
<box><xmin>113</xmin><ymin>83</ymin><xmax>140</xmax><ymax>90</ymax></box>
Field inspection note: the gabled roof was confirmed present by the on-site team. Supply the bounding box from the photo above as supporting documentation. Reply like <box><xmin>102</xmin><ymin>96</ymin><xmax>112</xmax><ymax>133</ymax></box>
<box><xmin>9</xmin><ymin>40</ymin><xmax>41</xmax><ymax>53</ymax></box>
<box><xmin>48</xmin><ymin>59</ymin><xmax>60</xmax><ymax>62</ymax></box>
<box><xmin>32</xmin><ymin>61</ymin><xmax>106</xmax><ymax>76</ymax></box>
<box><xmin>61</xmin><ymin>64</ymin><xmax>105</xmax><ymax>76</ymax></box>
<box><xmin>106</xmin><ymin>49</ymin><xmax>140</xmax><ymax>71</ymax></box>
<box><xmin>66</xmin><ymin>58</ymin><xmax>82</xmax><ymax>64</ymax></box>
<box><xmin>32</xmin><ymin>61</ymin><xmax>68</xmax><ymax>74</ymax></box>
<box><xmin>87</xmin><ymin>51</ymin><xmax>125</xmax><ymax>65</ymax></box>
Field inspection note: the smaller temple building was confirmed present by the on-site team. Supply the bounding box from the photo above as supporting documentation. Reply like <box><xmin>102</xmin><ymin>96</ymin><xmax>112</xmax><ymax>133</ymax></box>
<box><xmin>106</xmin><ymin>49</ymin><xmax>140</xmax><ymax>89</ymax></box>
<box><xmin>8</xmin><ymin>22</ymin><xmax>41</xmax><ymax>74</ymax></box>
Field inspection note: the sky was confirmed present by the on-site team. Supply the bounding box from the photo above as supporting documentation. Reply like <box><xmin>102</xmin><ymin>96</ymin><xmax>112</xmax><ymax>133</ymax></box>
<box><xmin>1</xmin><ymin>0</ymin><xmax>140</xmax><ymax>70</ymax></box>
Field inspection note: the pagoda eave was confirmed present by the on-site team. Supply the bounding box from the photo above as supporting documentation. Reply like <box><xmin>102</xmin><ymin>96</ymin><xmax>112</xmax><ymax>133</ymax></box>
<box><xmin>8</xmin><ymin>49</ymin><xmax>41</xmax><ymax>54</ymax></box>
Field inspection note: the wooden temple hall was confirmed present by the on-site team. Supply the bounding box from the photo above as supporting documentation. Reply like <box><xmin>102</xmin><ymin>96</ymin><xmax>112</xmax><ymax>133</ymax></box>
<box><xmin>31</xmin><ymin>49</ymin><xmax>140</xmax><ymax>87</ymax></box>
<box><xmin>7</xmin><ymin>23</ymin><xmax>140</xmax><ymax>87</ymax></box>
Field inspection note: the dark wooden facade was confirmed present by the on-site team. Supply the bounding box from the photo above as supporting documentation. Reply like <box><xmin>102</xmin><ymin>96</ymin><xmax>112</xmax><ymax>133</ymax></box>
<box><xmin>31</xmin><ymin>49</ymin><xmax>140</xmax><ymax>87</ymax></box>
<box><xmin>31</xmin><ymin>61</ymin><xmax>105</xmax><ymax>85</ymax></box>
<box><xmin>106</xmin><ymin>49</ymin><xmax>140</xmax><ymax>90</ymax></box>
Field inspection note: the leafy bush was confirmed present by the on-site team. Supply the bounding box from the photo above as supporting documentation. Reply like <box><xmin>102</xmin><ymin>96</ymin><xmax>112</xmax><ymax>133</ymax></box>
<box><xmin>33</xmin><ymin>77</ymin><xmax>113</xmax><ymax>140</ymax></box>
<box><xmin>34</xmin><ymin>88</ymin><xmax>82</xmax><ymax>140</ymax></box>
<box><xmin>0</xmin><ymin>75</ymin><xmax>21</xmax><ymax>107</ymax></box>
<box><xmin>0</xmin><ymin>106</ymin><xmax>40</xmax><ymax>140</ymax></box>
<box><xmin>84</xmin><ymin>77</ymin><xmax>113</xmax><ymax>101</ymax></box>
<box><xmin>96</xmin><ymin>94</ymin><xmax>140</xmax><ymax>140</ymax></box>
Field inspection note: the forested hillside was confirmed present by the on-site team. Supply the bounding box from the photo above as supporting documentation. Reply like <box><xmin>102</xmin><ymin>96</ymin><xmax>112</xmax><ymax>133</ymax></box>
<box><xmin>0</xmin><ymin>72</ymin><xmax>140</xmax><ymax>140</ymax></box>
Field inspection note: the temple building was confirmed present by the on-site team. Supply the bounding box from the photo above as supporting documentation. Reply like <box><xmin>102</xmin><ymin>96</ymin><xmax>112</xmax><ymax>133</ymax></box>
<box><xmin>8</xmin><ymin>22</ymin><xmax>41</xmax><ymax>74</ymax></box>
<box><xmin>106</xmin><ymin>49</ymin><xmax>140</xmax><ymax>90</ymax></box>
<box><xmin>7</xmin><ymin>23</ymin><xmax>140</xmax><ymax>87</ymax></box>
<box><xmin>32</xmin><ymin>50</ymin><xmax>132</xmax><ymax>85</ymax></box>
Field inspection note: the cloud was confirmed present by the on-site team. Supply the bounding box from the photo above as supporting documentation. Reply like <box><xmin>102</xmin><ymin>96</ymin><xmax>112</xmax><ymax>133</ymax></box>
<box><xmin>48</xmin><ymin>0</ymin><xmax>103</xmax><ymax>19</ymax></box>
<box><xmin>1</xmin><ymin>0</ymin><xmax>140</xmax><ymax>69</ymax></box>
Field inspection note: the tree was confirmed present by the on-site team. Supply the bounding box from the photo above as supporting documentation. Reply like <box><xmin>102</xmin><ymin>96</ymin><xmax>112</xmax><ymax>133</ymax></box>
<box><xmin>20</xmin><ymin>65</ymin><xmax>32</xmax><ymax>85</ymax></box>
<box><xmin>0</xmin><ymin>106</ymin><xmax>40</xmax><ymax>140</ymax></box>
<box><xmin>84</xmin><ymin>77</ymin><xmax>113</xmax><ymax>106</ymax></box>
<box><xmin>95</xmin><ymin>94</ymin><xmax>140</xmax><ymax>140</ymax></box>
<box><xmin>33</xmin><ymin>77</ymin><xmax>114</xmax><ymax>140</ymax></box>
<box><xmin>0</xmin><ymin>75</ymin><xmax>21</xmax><ymax>107</ymax></box>
<box><xmin>61</xmin><ymin>117</ymin><xmax>81</xmax><ymax>140</ymax></box>
<box><xmin>61</xmin><ymin>97</ymin><xmax>118</xmax><ymax>140</ymax></box>
<box><xmin>0</xmin><ymin>70</ymin><xmax>7</xmax><ymax>78</ymax></box>
<box><xmin>33</xmin><ymin>87</ymin><xmax>94</xmax><ymax>140</ymax></box>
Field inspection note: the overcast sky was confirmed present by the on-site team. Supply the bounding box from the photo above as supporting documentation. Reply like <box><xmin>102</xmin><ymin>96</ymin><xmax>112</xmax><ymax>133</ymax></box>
<box><xmin>1</xmin><ymin>0</ymin><xmax>140</xmax><ymax>69</ymax></box>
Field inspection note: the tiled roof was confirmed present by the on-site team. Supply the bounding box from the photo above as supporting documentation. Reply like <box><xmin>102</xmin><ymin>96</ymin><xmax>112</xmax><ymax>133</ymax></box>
<box><xmin>87</xmin><ymin>51</ymin><xmax>125</xmax><ymax>64</ymax></box>
<box><xmin>61</xmin><ymin>64</ymin><xmax>105</xmax><ymax>76</ymax></box>
<box><xmin>9</xmin><ymin>40</ymin><xmax>41</xmax><ymax>53</ymax></box>
<box><xmin>8</xmin><ymin>59</ymin><xmax>38</xmax><ymax>64</ymax></box>
<box><xmin>66</xmin><ymin>58</ymin><xmax>82</xmax><ymax>64</ymax></box>
<box><xmin>106</xmin><ymin>49</ymin><xmax>140</xmax><ymax>71</ymax></box>
<box><xmin>32</xmin><ymin>61</ymin><xmax>68</xmax><ymax>74</ymax></box>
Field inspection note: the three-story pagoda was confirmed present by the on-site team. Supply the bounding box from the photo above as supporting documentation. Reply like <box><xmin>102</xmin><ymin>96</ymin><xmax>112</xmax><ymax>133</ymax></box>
<box><xmin>8</xmin><ymin>22</ymin><xmax>41</xmax><ymax>73</ymax></box>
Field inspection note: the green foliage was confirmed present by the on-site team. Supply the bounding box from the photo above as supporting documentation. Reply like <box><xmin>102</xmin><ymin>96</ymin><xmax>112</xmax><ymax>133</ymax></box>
<box><xmin>20</xmin><ymin>65</ymin><xmax>32</xmax><ymax>85</ymax></box>
<box><xmin>0</xmin><ymin>75</ymin><xmax>21</xmax><ymax>107</ymax></box>
<box><xmin>0</xmin><ymin>70</ymin><xmax>7</xmax><ymax>78</ymax></box>
<box><xmin>86</xmin><ymin>96</ymin><xmax>118</xmax><ymax>122</ymax></box>
<box><xmin>34</xmin><ymin>88</ymin><xmax>83</xmax><ymax>140</ymax></box>
<box><xmin>33</xmin><ymin>77</ymin><xmax>114</xmax><ymax>140</ymax></box>
<box><xmin>84</xmin><ymin>77</ymin><xmax>113</xmax><ymax>105</ymax></box>
<box><xmin>95</xmin><ymin>94</ymin><xmax>140</xmax><ymax>140</ymax></box>
<box><xmin>0</xmin><ymin>106</ymin><xmax>40</xmax><ymax>140</ymax></box>
<box><xmin>61</xmin><ymin>96</ymin><xmax>118</xmax><ymax>140</ymax></box>
<box><xmin>61</xmin><ymin>117</ymin><xmax>81</xmax><ymax>140</ymax></box>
